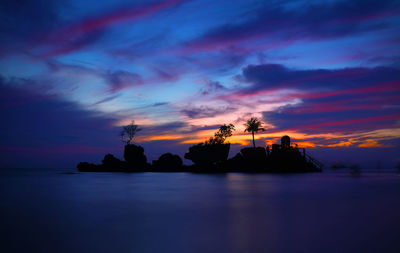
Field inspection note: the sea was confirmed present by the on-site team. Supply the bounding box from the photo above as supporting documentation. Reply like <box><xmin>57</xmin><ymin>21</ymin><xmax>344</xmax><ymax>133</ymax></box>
<box><xmin>1</xmin><ymin>168</ymin><xmax>399</xmax><ymax>253</ymax></box>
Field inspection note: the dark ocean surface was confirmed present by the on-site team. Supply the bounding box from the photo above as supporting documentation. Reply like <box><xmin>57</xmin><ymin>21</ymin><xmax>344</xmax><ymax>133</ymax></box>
<box><xmin>1</xmin><ymin>169</ymin><xmax>399</xmax><ymax>253</ymax></box>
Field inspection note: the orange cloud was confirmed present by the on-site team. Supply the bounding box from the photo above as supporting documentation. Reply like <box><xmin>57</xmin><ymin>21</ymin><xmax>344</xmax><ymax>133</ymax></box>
<box><xmin>294</xmin><ymin>141</ymin><xmax>319</xmax><ymax>148</ymax></box>
<box><xmin>132</xmin><ymin>117</ymin><xmax>400</xmax><ymax>151</ymax></box>
<box><xmin>325</xmin><ymin>140</ymin><xmax>354</xmax><ymax>147</ymax></box>
<box><xmin>358</xmin><ymin>140</ymin><xmax>392</xmax><ymax>148</ymax></box>
<box><xmin>138</xmin><ymin>134</ymin><xmax>185</xmax><ymax>142</ymax></box>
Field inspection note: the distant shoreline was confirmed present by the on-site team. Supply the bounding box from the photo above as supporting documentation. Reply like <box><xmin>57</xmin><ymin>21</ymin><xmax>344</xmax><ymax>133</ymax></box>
<box><xmin>77</xmin><ymin>166</ymin><xmax>322</xmax><ymax>173</ymax></box>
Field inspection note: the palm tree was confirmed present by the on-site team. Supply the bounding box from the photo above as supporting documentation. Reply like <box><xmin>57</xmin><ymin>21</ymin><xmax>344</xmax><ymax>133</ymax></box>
<box><xmin>244</xmin><ymin>117</ymin><xmax>265</xmax><ymax>148</ymax></box>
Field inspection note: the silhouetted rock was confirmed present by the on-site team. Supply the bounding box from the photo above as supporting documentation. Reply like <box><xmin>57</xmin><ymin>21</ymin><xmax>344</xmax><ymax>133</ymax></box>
<box><xmin>224</xmin><ymin>147</ymin><xmax>267</xmax><ymax>170</ymax></box>
<box><xmin>77</xmin><ymin>135</ymin><xmax>322</xmax><ymax>173</ymax></box>
<box><xmin>184</xmin><ymin>143</ymin><xmax>230</xmax><ymax>167</ymax></box>
<box><xmin>241</xmin><ymin>147</ymin><xmax>267</xmax><ymax>168</ymax></box>
<box><xmin>223</xmin><ymin>136</ymin><xmax>323</xmax><ymax>172</ymax></box>
<box><xmin>124</xmin><ymin>144</ymin><xmax>147</xmax><ymax>169</ymax></box>
<box><xmin>223</xmin><ymin>152</ymin><xmax>244</xmax><ymax>170</ymax></box>
<box><xmin>268</xmin><ymin>145</ymin><xmax>312</xmax><ymax>172</ymax></box>
<box><xmin>77</xmin><ymin>162</ymin><xmax>102</xmax><ymax>172</ymax></box>
<box><xmin>152</xmin><ymin>153</ymin><xmax>183</xmax><ymax>170</ymax></box>
<box><xmin>102</xmin><ymin>154</ymin><xmax>124</xmax><ymax>170</ymax></box>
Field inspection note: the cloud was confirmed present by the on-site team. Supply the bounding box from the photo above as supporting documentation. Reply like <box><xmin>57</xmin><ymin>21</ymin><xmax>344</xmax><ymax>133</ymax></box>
<box><xmin>290</xmin><ymin>113</ymin><xmax>400</xmax><ymax>132</ymax></box>
<box><xmin>55</xmin><ymin>0</ymin><xmax>187</xmax><ymax>40</ymax></box>
<box><xmin>93</xmin><ymin>94</ymin><xmax>120</xmax><ymax>106</ymax></box>
<box><xmin>263</xmin><ymin>102</ymin><xmax>400</xmax><ymax>134</ymax></box>
<box><xmin>40</xmin><ymin>0</ymin><xmax>188</xmax><ymax>57</ymax></box>
<box><xmin>181</xmin><ymin>105</ymin><xmax>236</xmax><ymax>119</ymax></box>
<box><xmin>0</xmin><ymin>0</ymin><xmax>66</xmax><ymax>43</ymax></box>
<box><xmin>239</xmin><ymin>64</ymin><xmax>400</xmax><ymax>93</ymax></box>
<box><xmin>109</xmin><ymin>33</ymin><xmax>168</xmax><ymax>60</ymax></box>
<box><xmin>199</xmin><ymin>80</ymin><xmax>227</xmax><ymax>95</ymax></box>
<box><xmin>152</xmin><ymin>102</ymin><xmax>170</xmax><ymax>107</ymax></box>
<box><xmin>45</xmin><ymin>60</ymin><xmax>147</xmax><ymax>97</ymax></box>
<box><xmin>0</xmin><ymin>0</ymin><xmax>189</xmax><ymax>58</ymax></box>
<box><xmin>153</xmin><ymin>67</ymin><xmax>181</xmax><ymax>82</ymax></box>
<box><xmin>105</xmin><ymin>70</ymin><xmax>143</xmax><ymax>93</ymax></box>
<box><xmin>358</xmin><ymin>139</ymin><xmax>392</xmax><ymax>148</ymax></box>
<box><xmin>39</xmin><ymin>30</ymin><xmax>105</xmax><ymax>58</ymax></box>
<box><xmin>210</xmin><ymin>63</ymin><xmax>400</xmax><ymax>135</ymax></box>
<box><xmin>0</xmin><ymin>78</ymin><xmax>121</xmax><ymax>168</ymax></box>
<box><xmin>183</xmin><ymin>0</ymin><xmax>400</xmax><ymax>53</ymax></box>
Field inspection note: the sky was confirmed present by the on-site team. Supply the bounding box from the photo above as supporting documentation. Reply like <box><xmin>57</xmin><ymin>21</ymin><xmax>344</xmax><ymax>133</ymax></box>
<box><xmin>0</xmin><ymin>0</ymin><xmax>400</xmax><ymax>169</ymax></box>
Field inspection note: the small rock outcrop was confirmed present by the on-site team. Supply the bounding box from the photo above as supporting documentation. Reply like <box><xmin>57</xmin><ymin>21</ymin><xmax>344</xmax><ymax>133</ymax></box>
<box><xmin>77</xmin><ymin>162</ymin><xmax>101</xmax><ymax>172</ymax></box>
<box><xmin>184</xmin><ymin>143</ymin><xmax>230</xmax><ymax>167</ymax></box>
<box><xmin>124</xmin><ymin>144</ymin><xmax>147</xmax><ymax>169</ymax></box>
<box><xmin>240</xmin><ymin>147</ymin><xmax>267</xmax><ymax>168</ymax></box>
<box><xmin>102</xmin><ymin>154</ymin><xmax>124</xmax><ymax>170</ymax></box>
<box><xmin>152</xmin><ymin>153</ymin><xmax>183</xmax><ymax>170</ymax></box>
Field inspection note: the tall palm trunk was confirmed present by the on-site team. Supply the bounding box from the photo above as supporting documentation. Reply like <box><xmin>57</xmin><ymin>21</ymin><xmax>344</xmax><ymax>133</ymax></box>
<box><xmin>252</xmin><ymin>131</ymin><xmax>255</xmax><ymax>148</ymax></box>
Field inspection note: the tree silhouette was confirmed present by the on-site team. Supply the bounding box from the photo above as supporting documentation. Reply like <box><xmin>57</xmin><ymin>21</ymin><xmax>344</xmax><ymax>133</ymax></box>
<box><xmin>244</xmin><ymin>117</ymin><xmax>265</xmax><ymax>148</ymax></box>
<box><xmin>120</xmin><ymin>121</ymin><xmax>141</xmax><ymax>145</ymax></box>
<box><xmin>185</xmin><ymin>124</ymin><xmax>234</xmax><ymax>166</ymax></box>
<box><xmin>206</xmin><ymin>123</ymin><xmax>235</xmax><ymax>144</ymax></box>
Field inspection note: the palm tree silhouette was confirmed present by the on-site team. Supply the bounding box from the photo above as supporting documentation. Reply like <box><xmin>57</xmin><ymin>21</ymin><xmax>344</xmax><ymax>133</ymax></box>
<box><xmin>244</xmin><ymin>117</ymin><xmax>265</xmax><ymax>148</ymax></box>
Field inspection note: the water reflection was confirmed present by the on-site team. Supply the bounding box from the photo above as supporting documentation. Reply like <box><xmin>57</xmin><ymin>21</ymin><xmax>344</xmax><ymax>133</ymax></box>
<box><xmin>0</xmin><ymin>169</ymin><xmax>399</xmax><ymax>253</ymax></box>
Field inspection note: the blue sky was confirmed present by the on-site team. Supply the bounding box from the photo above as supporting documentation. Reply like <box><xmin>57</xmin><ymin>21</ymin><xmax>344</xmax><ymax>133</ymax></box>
<box><xmin>1</xmin><ymin>0</ymin><xmax>400</xmax><ymax>168</ymax></box>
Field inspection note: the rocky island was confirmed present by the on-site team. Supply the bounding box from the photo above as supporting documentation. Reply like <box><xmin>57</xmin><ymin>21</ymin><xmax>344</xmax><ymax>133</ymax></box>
<box><xmin>77</xmin><ymin>119</ymin><xmax>322</xmax><ymax>173</ymax></box>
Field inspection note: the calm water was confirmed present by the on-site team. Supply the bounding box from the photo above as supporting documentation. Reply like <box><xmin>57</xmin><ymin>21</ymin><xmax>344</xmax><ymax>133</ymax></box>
<box><xmin>1</xmin><ymin>169</ymin><xmax>399</xmax><ymax>253</ymax></box>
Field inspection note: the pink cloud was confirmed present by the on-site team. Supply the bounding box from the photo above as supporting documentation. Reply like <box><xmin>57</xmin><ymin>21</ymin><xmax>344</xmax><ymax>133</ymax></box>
<box><xmin>0</xmin><ymin>145</ymin><xmax>120</xmax><ymax>154</ymax></box>
<box><xmin>289</xmin><ymin>113</ymin><xmax>400</xmax><ymax>131</ymax></box>
<box><xmin>337</xmin><ymin>7</ymin><xmax>400</xmax><ymax>24</ymax></box>
<box><xmin>38</xmin><ymin>0</ymin><xmax>187</xmax><ymax>58</ymax></box>
<box><xmin>223</xmin><ymin>80</ymin><xmax>400</xmax><ymax>101</ymax></box>
<box><xmin>290</xmin><ymin>94</ymin><xmax>400</xmax><ymax>114</ymax></box>
<box><xmin>302</xmin><ymin>80</ymin><xmax>400</xmax><ymax>99</ymax></box>
<box><xmin>62</xmin><ymin>0</ymin><xmax>186</xmax><ymax>39</ymax></box>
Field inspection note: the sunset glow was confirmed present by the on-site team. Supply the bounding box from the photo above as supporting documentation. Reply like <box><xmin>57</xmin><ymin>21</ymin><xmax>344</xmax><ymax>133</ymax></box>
<box><xmin>1</xmin><ymin>0</ymin><xmax>399</xmax><ymax>168</ymax></box>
